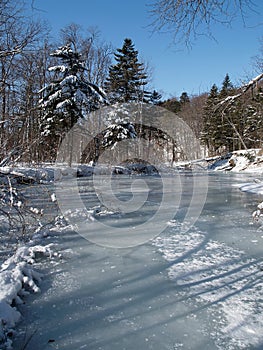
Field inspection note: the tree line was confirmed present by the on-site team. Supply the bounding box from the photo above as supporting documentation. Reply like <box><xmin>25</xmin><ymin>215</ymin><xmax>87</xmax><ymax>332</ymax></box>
<box><xmin>162</xmin><ymin>72</ymin><xmax>263</xmax><ymax>156</ymax></box>
<box><xmin>0</xmin><ymin>0</ymin><xmax>161</xmax><ymax>164</ymax></box>
<box><xmin>0</xmin><ymin>0</ymin><xmax>262</xmax><ymax>166</ymax></box>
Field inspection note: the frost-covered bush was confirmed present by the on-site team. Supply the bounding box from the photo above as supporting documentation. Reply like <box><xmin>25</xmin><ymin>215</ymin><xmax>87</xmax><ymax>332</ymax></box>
<box><xmin>0</xmin><ymin>168</ymin><xmax>52</xmax><ymax>244</ymax></box>
<box><xmin>0</xmin><ymin>176</ymin><xmax>27</xmax><ymax>235</ymax></box>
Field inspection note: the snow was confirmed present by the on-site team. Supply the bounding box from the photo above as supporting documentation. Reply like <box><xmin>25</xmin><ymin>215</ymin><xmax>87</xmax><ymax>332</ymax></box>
<box><xmin>0</xmin><ymin>167</ymin><xmax>11</xmax><ymax>175</ymax></box>
<box><xmin>0</xmin><ymin>218</ymin><xmax>75</xmax><ymax>349</ymax></box>
<box><xmin>48</xmin><ymin>65</ymin><xmax>67</xmax><ymax>73</ymax></box>
<box><xmin>1</xmin><ymin>158</ymin><xmax>263</xmax><ymax>349</ymax></box>
<box><xmin>51</xmin><ymin>193</ymin><xmax>56</xmax><ymax>202</ymax></box>
<box><xmin>0</xmin><ymin>241</ymin><xmax>54</xmax><ymax>348</ymax></box>
<box><xmin>153</xmin><ymin>221</ymin><xmax>263</xmax><ymax>349</ymax></box>
<box><xmin>238</xmin><ymin>182</ymin><xmax>263</xmax><ymax>195</ymax></box>
<box><xmin>208</xmin><ymin>149</ymin><xmax>263</xmax><ymax>173</ymax></box>
<box><xmin>243</xmin><ymin>73</ymin><xmax>263</xmax><ymax>93</ymax></box>
<box><xmin>0</xmin><ymin>164</ymin><xmax>103</xmax><ymax>184</ymax></box>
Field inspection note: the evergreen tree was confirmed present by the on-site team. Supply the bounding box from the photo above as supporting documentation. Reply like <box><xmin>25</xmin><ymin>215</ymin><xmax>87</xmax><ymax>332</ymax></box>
<box><xmin>149</xmin><ymin>90</ymin><xmax>162</xmax><ymax>105</ymax></box>
<box><xmin>101</xmin><ymin>39</ymin><xmax>150</xmax><ymax>161</ymax></box>
<box><xmin>243</xmin><ymin>89</ymin><xmax>263</xmax><ymax>148</ymax></box>
<box><xmin>219</xmin><ymin>73</ymin><xmax>234</xmax><ymax>97</ymax></box>
<box><xmin>39</xmin><ymin>43</ymin><xmax>107</xmax><ymax>160</ymax></box>
<box><xmin>201</xmin><ymin>84</ymin><xmax>220</xmax><ymax>153</ymax></box>
<box><xmin>202</xmin><ymin>75</ymin><xmax>242</xmax><ymax>154</ymax></box>
<box><xmin>179</xmin><ymin>91</ymin><xmax>190</xmax><ymax>105</ymax></box>
<box><xmin>219</xmin><ymin>73</ymin><xmax>239</xmax><ymax>151</ymax></box>
<box><xmin>201</xmin><ymin>74</ymin><xmax>263</xmax><ymax>154</ymax></box>
<box><xmin>105</xmin><ymin>38</ymin><xmax>148</xmax><ymax>103</ymax></box>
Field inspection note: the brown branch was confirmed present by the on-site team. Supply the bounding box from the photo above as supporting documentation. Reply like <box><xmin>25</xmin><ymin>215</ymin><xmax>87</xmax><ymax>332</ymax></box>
<box><xmin>149</xmin><ymin>0</ymin><xmax>261</xmax><ymax>46</ymax></box>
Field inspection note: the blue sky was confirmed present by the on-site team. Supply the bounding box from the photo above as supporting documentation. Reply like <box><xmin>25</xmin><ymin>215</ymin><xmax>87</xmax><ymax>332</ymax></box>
<box><xmin>32</xmin><ymin>0</ymin><xmax>262</xmax><ymax>98</ymax></box>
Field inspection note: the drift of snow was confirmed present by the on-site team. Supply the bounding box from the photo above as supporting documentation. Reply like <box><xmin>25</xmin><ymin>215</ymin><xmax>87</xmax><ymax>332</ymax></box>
<box><xmin>153</xmin><ymin>221</ymin><xmax>263</xmax><ymax>349</ymax></box>
<box><xmin>208</xmin><ymin>149</ymin><xmax>263</xmax><ymax>173</ymax></box>
<box><xmin>0</xmin><ymin>217</ymin><xmax>75</xmax><ymax>350</ymax></box>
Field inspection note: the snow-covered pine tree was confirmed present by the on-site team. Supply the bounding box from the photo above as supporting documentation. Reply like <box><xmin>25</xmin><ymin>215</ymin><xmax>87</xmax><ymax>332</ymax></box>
<box><xmin>102</xmin><ymin>104</ymin><xmax>137</xmax><ymax>150</ymax></box>
<box><xmin>96</xmin><ymin>39</ymin><xmax>150</xmax><ymax>162</ymax></box>
<box><xmin>104</xmin><ymin>38</ymin><xmax>149</xmax><ymax>103</ymax></box>
<box><xmin>201</xmin><ymin>84</ymin><xmax>220</xmax><ymax>154</ymax></box>
<box><xmin>39</xmin><ymin>43</ymin><xmax>107</xmax><ymax>160</ymax></box>
<box><xmin>239</xmin><ymin>87</ymin><xmax>263</xmax><ymax>149</ymax></box>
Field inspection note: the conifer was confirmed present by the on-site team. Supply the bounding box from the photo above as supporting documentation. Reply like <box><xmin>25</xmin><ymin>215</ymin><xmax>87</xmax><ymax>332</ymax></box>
<box><xmin>105</xmin><ymin>38</ymin><xmax>148</xmax><ymax>103</ymax></box>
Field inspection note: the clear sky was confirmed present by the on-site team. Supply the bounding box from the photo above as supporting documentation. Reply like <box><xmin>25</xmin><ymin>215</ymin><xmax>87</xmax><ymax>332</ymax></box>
<box><xmin>32</xmin><ymin>0</ymin><xmax>262</xmax><ymax>98</ymax></box>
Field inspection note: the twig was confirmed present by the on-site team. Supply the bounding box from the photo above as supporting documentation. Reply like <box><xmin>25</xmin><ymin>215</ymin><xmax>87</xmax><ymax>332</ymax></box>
<box><xmin>19</xmin><ymin>328</ymin><xmax>38</xmax><ymax>350</ymax></box>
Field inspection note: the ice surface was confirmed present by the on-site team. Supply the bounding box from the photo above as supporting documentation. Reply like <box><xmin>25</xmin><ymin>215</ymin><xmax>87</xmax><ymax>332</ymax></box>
<box><xmin>13</xmin><ymin>233</ymin><xmax>222</xmax><ymax>350</ymax></box>
<box><xmin>9</xmin><ymin>172</ymin><xmax>263</xmax><ymax>350</ymax></box>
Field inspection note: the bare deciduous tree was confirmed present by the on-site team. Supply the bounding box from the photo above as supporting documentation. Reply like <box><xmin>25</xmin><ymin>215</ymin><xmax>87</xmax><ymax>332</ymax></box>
<box><xmin>150</xmin><ymin>0</ymin><xmax>262</xmax><ymax>46</ymax></box>
<box><xmin>0</xmin><ymin>0</ymin><xmax>46</xmax><ymax>58</ymax></box>
<box><xmin>0</xmin><ymin>0</ymin><xmax>48</xmax><ymax>163</ymax></box>
<box><xmin>59</xmin><ymin>23</ymin><xmax>113</xmax><ymax>87</ymax></box>
<box><xmin>252</xmin><ymin>36</ymin><xmax>263</xmax><ymax>73</ymax></box>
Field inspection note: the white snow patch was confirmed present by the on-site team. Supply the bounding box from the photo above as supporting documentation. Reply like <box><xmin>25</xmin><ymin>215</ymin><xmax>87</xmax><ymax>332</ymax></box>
<box><xmin>0</xmin><ymin>244</ymin><xmax>55</xmax><ymax>348</ymax></box>
<box><xmin>0</xmin><ymin>219</ymin><xmax>74</xmax><ymax>349</ymax></box>
<box><xmin>51</xmin><ymin>193</ymin><xmax>56</xmax><ymax>202</ymax></box>
<box><xmin>208</xmin><ymin>149</ymin><xmax>263</xmax><ymax>173</ymax></box>
<box><xmin>153</xmin><ymin>223</ymin><xmax>263</xmax><ymax>349</ymax></box>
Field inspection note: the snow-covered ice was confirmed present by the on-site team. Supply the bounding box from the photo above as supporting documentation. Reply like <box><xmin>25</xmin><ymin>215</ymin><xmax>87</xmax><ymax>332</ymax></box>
<box><xmin>153</xmin><ymin>222</ymin><xmax>263</xmax><ymax>349</ymax></box>
<box><xmin>1</xmin><ymin>163</ymin><xmax>263</xmax><ymax>349</ymax></box>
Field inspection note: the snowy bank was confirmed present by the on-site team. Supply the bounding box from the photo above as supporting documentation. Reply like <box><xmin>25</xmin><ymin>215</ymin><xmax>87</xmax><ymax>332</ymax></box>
<box><xmin>206</xmin><ymin>148</ymin><xmax>263</xmax><ymax>224</ymax></box>
<box><xmin>0</xmin><ymin>221</ymin><xmax>74</xmax><ymax>350</ymax></box>
<box><xmin>208</xmin><ymin>149</ymin><xmax>263</xmax><ymax>173</ymax></box>
<box><xmin>0</xmin><ymin>161</ymin><xmax>160</xmax><ymax>184</ymax></box>
<box><xmin>0</xmin><ymin>243</ymin><xmax>54</xmax><ymax>349</ymax></box>
<box><xmin>237</xmin><ymin>181</ymin><xmax>263</xmax><ymax>222</ymax></box>
<box><xmin>1</xmin><ymin>148</ymin><xmax>263</xmax><ymax>184</ymax></box>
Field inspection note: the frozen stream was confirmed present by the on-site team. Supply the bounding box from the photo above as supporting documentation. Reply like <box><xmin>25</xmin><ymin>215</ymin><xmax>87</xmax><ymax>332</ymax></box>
<box><xmin>13</xmin><ymin>172</ymin><xmax>263</xmax><ymax>350</ymax></box>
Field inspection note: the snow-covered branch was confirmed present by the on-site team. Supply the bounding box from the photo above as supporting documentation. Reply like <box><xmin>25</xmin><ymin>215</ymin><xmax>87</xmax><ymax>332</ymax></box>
<box><xmin>218</xmin><ymin>73</ymin><xmax>263</xmax><ymax>108</ymax></box>
<box><xmin>242</xmin><ymin>73</ymin><xmax>263</xmax><ymax>94</ymax></box>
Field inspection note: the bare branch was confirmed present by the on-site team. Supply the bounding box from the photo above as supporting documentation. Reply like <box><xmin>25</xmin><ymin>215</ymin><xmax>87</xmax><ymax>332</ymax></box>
<box><xmin>149</xmin><ymin>0</ymin><xmax>262</xmax><ymax>46</ymax></box>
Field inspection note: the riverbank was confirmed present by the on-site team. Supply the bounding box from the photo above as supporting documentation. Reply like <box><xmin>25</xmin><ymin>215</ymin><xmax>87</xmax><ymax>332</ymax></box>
<box><xmin>207</xmin><ymin>149</ymin><xmax>263</xmax><ymax>173</ymax></box>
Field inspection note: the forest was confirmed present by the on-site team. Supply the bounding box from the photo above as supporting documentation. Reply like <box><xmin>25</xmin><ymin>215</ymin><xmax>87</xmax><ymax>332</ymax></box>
<box><xmin>0</xmin><ymin>0</ymin><xmax>262</xmax><ymax>167</ymax></box>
